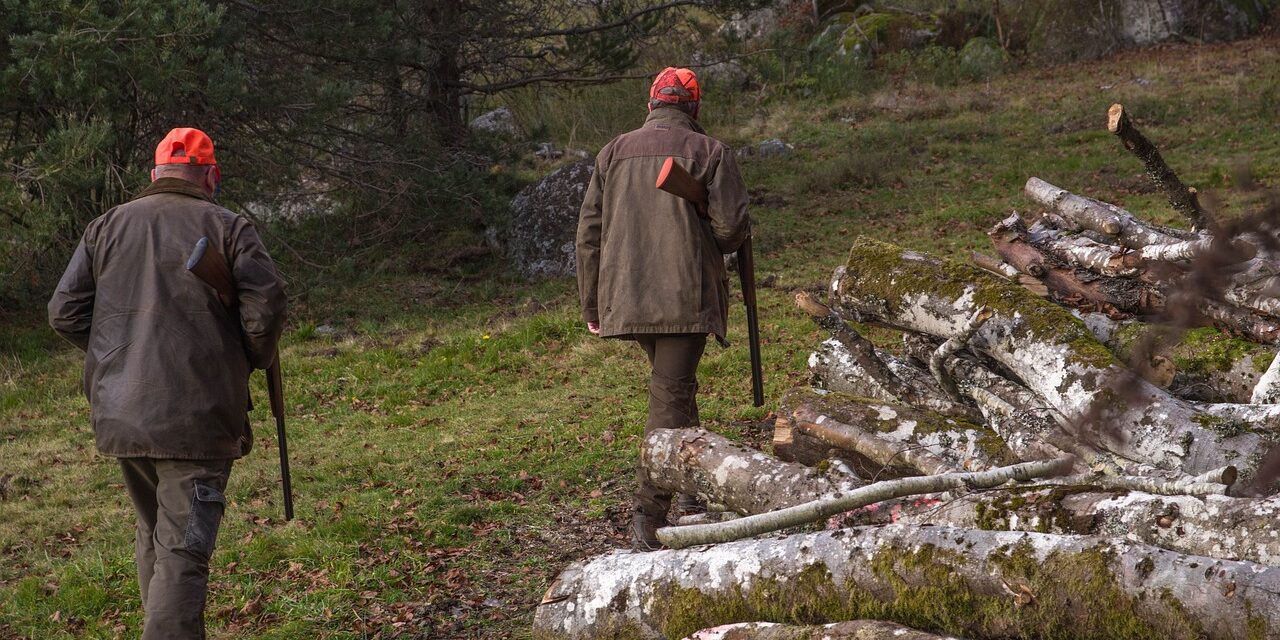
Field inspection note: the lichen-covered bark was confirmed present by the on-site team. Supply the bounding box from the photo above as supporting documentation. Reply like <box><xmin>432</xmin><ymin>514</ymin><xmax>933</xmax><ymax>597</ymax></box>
<box><xmin>774</xmin><ymin>387</ymin><xmax>1015</xmax><ymax>476</ymax></box>
<box><xmin>834</xmin><ymin>237</ymin><xmax>1280</xmax><ymax>492</ymax></box>
<box><xmin>657</xmin><ymin>460</ymin><xmax>1068</xmax><ymax>549</ymax></box>
<box><xmin>1023</xmin><ymin>177</ymin><xmax>1192</xmax><ymax>248</ymax></box>
<box><xmin>533</xmin><ymin>525</ymin><xmax>1280</xmax><ymax>640</ymax></box>
<box><xmin>845</xmin><ymin>488</ymin><xmax>1280</xmax><ymax>566</ymax></box>
<box><xmin>1107</xmin><ymin>103</ymin><xmax>1207</xmax><ymax>229</ymax></box>
<box><xmin>990</xmin><ymin>213</ymin><xmax>1165</xmax><ymax>316</ymax></box>
<box><xmin>682</xmin><ymin>620</ymin><xmax>965</xmax><ymax>639</ymax></box>
<box><xmin>1093</xmin><ymin>319</ymin><xmax>1275</xmax><ymax>403</ymax></box>
<box><xmin>807</xmin><ymin>337</ymin><xmax>977</xmax><ymax>419</ymax></box>
<box><xmin>642</xmin><ymin>427</ymin><xmax>863</xmax><ymax>516</ymax></box>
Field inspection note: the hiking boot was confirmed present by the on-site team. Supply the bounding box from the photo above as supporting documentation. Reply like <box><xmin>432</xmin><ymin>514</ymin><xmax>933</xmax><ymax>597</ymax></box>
<box><xmin>630</xmin><ymin>511</ymin><xmax>669</xmax><ymax>552</ymax></box>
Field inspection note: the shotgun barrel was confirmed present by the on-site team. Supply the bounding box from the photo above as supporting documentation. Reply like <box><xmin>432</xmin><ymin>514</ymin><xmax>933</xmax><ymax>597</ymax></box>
<box><xmin>186</xmin><ymin>237</ymin><xmax>294</xmax><ymax>520</ymax></box>
<box><xmin>656</xmin><ymin>157</ymin><xmax>765</xmax><ymax>406</ymax></box>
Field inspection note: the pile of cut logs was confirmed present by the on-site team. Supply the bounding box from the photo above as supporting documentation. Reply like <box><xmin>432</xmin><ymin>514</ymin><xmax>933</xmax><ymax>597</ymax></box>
<box><xmin>533</xmin><ymin>105</ymin><xmax>1280</xmax><ymax>640</ymax></box>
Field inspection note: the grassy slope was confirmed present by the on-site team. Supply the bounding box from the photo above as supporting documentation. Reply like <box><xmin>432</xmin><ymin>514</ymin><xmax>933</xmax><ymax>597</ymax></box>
<box><xmin>3</xmin><ymin>36</ymin><xmax>1280</xmax><ymax>639</ymax></box>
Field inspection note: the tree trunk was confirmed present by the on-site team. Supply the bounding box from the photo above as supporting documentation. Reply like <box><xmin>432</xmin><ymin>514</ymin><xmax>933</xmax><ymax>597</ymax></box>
<box><xmin>832</xmin><ymin>237</ymin><xmax>1280</xmax><ymax>493</ymax></box>
<box><xmin>773</xmin><ymin>387</ymin><xmax>1016</xmax><ymax>475</ymax></box>
<box><xmin>840</xmin><ymin>488</ymin><xmax>1280</xmax><ymax>565</ymax></box>
<box><xmin>1023</xmin><ymin>177</ymin><xmax>1192</xmax><ymax>248</ymax></box>
<box><xmin>682</xmin><ymin>620</ymin><xmax>965</xmax><ymax>640</ymax></box>
<box><xmin>989</xmin><ymin>213</ymin><xmax>1166</xmax><ymax>316</ymax></box>
<box><xmin>533</xmin><ymin>524</ymin><xmax>1280</xmax><ymax>640</ymax></box>
<box><xmin>641</xmin><ymin>427</ymin><xmax>863</xmax><ymax>516</ymax></box>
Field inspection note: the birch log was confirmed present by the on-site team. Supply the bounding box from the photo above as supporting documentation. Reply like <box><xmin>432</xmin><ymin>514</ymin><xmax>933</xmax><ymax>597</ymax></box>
<box><xmin>1023</xmin><ymin>177</ymin><xmax>1192</xmax><ymax>248</ymax></box>
<box><xmin>841</xmin><ymin>489</ymin><xmax>1280</xmax><ymax>565</ymax></box>
<box><xmin>656</xmin><ymin>459</ymin><xmax>1069</xmax><ymax>549</ymax></box>
<box><xmin>533</xmin><ymin>525</ymin><xmax>1280</xmax><ymax>640</ymax></box>
<box><xmin>682</xmin><ymin>621</ymin><xmax>964</xmax><ymax>640</ymax></box>
<box><xmin>832</xmin><ymin>236</ymin><xmax>1280</xmax><ymax>493</ymax></box>
<box><xmin>641</xmin><ymin>427</ymin><xmax>863</xmax><ymax>516</ymax></box>
<box><xmin>989</xmin><ymin>213</ymin><xmax>1165</xmax><ymax>316</ymax></box>
<box><xmin>773</xmin><ymin>387</ymin><xmax>1016</xmax><ymax>475</ymax></box>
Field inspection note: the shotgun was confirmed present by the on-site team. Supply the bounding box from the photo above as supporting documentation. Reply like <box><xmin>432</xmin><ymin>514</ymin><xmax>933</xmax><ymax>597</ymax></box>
<box><xmin>186</xmin><ymin>237</ymin><xmax>294</xmax><ymax>520</ymax></box>
<box><xmin>656</xmin><ymin>157</ymin><xmax>764</xmax><ymax>407</ymax></box>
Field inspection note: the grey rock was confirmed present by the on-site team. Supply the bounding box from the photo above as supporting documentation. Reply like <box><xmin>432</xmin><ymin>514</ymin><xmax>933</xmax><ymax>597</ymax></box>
<box><xmin>469</xmin><ymin>107</ymin><xmax>520</xmax><ymax>137</ymax></box>
<box><xmin>718</xmin><ymin>7</ymin><xmax>776</xmax><ymax>41</ymax></box>
<box><xmin>691</xmin><ymin>52</ymin><xmax>751</xmax><ymax>90</ymax></box>
<box><xmin>315</xmin><ymin>324</ymin><xmax>337</xmax><ymax>337</ymax></box>
<box><xmin>534</xmin><ymin>142</ymin><xmax>562</xmax><ymax>161</ymax></box>
<box><xmin>737</xmin><ymin>138</ymin><xmax>794</xmax><ymax>160</ymax></box>
<box><xmin>507</xmin><ymin>160</ymin><xmax>594</xmax><ymax>279</ymax></box>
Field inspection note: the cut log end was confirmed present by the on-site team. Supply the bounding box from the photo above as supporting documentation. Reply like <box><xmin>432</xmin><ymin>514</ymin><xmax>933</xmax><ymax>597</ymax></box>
<box><xmin>1107</xmin><ymin>103</ymin><xmax>1126</xmax><ymax>134</ymax></box>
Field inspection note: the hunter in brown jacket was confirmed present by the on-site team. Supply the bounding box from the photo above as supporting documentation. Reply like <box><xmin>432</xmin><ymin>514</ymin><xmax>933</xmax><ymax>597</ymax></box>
<box><xmin>48</xmin><ymin>128</ymin><xmax>286</xmax><ymax>639</ymax></box>
<box><xmin>576</xmin><ymin>67</ymin><xmax>751</xmax><ymax>549</ymax></box>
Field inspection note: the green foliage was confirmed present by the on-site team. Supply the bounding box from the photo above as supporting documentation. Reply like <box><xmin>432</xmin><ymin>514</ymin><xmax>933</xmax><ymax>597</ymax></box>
<box><xmin>0</xmin><ymin>0</ymin><xmax>230</xmax><ymax>305</ymax></box>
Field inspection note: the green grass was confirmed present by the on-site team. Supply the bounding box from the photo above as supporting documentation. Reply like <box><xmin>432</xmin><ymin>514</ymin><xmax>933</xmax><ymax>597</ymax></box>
<box><xmin>4</xmin><ymin>35</ymin><xmax>1280</xmax><ymax>639</ymax></box>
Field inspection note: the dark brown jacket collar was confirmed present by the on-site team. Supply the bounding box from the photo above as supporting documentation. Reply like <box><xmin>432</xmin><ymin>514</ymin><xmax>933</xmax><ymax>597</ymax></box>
<box><xmin>644</xmin><ymin>107</ymin><xmax>707</xmax><ymax>135</ymax></box>
<box><xmin>132</xmin><ymin>177</ymin><xmax>214</xmax><ymax>203</ymax></box>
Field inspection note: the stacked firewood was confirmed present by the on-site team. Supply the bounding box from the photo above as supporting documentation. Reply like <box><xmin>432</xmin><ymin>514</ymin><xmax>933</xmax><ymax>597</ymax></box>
<box><xmin>533</xmin><ymin>106</ymin><xmax>1280</xmax><ymax>640</ymax></box>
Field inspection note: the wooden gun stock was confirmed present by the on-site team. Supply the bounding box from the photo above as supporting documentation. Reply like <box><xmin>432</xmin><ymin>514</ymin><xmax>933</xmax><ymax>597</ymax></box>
<box><xmin>656</xmin><ymin>156</ymin><xmax>708</xmax><ymax>211</ymax></box>
<box><xmin>186</xmin><ymin>237</ymin><xmax>294</xmax><ymax>520</ymax></box>
<box><xmin>656</xmin><ymin>157</ymin><xmax>765</xmax><ymax>407</ymax></box>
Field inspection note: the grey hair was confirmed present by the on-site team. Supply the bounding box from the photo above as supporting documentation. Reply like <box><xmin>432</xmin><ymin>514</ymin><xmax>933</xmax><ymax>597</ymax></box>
<box><xmin>648</xmin><ymin>99</ymin><xmax>698</xmax><ymax>116</ymax></box>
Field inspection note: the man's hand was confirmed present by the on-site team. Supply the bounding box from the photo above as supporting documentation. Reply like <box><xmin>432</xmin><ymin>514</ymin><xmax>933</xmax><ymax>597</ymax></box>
<box><xmin>587</xmin><ymin>321</ymin><xmax>600</xmax><ymax>335</ymax></box>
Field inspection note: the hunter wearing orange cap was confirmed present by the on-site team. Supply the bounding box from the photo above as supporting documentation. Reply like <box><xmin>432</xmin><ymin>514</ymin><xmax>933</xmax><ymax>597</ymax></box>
<box><xmin>49</xmin><ymin>127</ymin><xmax>286</xmax><ymax>638</ymax></box>
<box><xmin>576</xmin><ymin>67</ymin><xmax>751</xmax><ymax>550</ymax></box>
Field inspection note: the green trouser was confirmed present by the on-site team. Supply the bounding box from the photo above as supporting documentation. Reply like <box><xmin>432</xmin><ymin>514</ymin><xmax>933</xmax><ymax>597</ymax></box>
<box><xmin>119</xmin><ymin>458</ymin><xmax>233</xmax><ymax>640</ymax></box>
<box><xmin>633</xmin><ymin>333</ymin><xmax>707</xmax><ymax>519</ymax></box>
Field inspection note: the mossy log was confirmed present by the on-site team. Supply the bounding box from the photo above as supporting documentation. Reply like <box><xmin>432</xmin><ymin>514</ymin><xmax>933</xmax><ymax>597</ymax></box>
<box><xmin>833</xmin><ymin>237</ymin><xmax>1280</xmax><ymax>493</ymax></box>
<box><xmin>682</xmin><ymin>620</ymin><xmax>964</xmax><ymax>639</ymax></box>
<box><xmin>773</xmin><ymin>387</ymin><xmax>1016</xmax><ymax>476</ymax></box>
<box><xmin>641</xmin><ymin>427</ymin><xmax>863</xmax><ymax>517</ymax></box>
<box><xmin>532</xmin><ymin>524</ymin><xmax>1280</xmax><ymax>640</ymax></box>
<box><xmin>841</xmin><ymin>488</ymin><xmax>1280</xmax><ymax>565</ymax></box>
<box><xmin>1087</xmin><ymin>317</ymin><xmax>1275</xmax><ymax>403</ymax></box>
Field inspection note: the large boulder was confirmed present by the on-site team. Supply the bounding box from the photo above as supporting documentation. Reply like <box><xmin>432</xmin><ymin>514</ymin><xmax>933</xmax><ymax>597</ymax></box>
<box><xmin>718</xmin><ymin>7</ymin><xmax>777</xmax><ymax>41</ymax></box>
<box><xmin>507</xmin><ymin>160</ymin><xmax>593</xmax><ymax>279</ymax></box>
<box><xmin>469</xmin><ymin>107</ymin><xmax>520</xmax><ymax>137</ymax></box>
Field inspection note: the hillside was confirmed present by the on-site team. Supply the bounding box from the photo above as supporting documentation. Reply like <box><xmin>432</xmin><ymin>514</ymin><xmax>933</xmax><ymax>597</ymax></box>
<box><xmin>3</xmin><ymin>34</ymin><xmax>1280</xmax><ymax>639</ymax></box>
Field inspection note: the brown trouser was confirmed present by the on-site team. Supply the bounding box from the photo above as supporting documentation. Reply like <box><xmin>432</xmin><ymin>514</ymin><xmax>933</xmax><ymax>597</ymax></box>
<box><xmin>633</xmin><ymin>333</ymin><xmax>707</xmax><ymax>518</ymax></box>
<box><xmin>119</xmin><ymin>458</ymin><xmax>234</xmax><ymax>640</ymax></box>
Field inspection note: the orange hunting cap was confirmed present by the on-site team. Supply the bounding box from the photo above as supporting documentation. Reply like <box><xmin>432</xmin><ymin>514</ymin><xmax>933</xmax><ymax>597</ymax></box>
<box><xmin>155</xmin><ymin>127</ymin><xmax>217</xmax><ymax>166</ymax></box>
<box><xmin>649</xmin><ymin>67</ymin><xmax>700</xmax><ymax>104</ymax></box>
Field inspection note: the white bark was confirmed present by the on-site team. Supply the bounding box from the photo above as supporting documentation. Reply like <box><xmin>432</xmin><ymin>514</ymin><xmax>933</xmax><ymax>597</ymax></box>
<box><xmin>682</xmin><ymin>621</ymin><xmax>964</xmax><ymax>640</ymax></box>
<box><xmin>656</xmin><ymin>459</ymin><xmax>1069</xmax><ymax>549</ymax></box>
<box><xmin>534</xmin><ymin>525</ymin><xmax>1280</xmax><ymax>639</ymax></box>
<box><xmin>834</xmin><ymin>237</ymin><xmax>1280</xmax><ymax>492</ymax></box>
<box><xmin>1253</xmin><ymin>348</ymin><xmax>1280</xmax><ymax>404</ymax></box>
<box><xmin>642</xmin><ymin>428</ymin><xmax>863</xmax><ymax>516</ymax></box>
<box><xmin>847</xmin><ymin>489</ymin><xmax>1280</xmax><ymax>565</ymax></box>
<box><xmin>1024</xmin><ymin>177</ymin><xmax>1190</xmax><ymax>248</ymax></box>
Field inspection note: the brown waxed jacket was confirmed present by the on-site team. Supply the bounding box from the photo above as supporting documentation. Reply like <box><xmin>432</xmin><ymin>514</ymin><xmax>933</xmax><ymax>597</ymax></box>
<box><xmin>48</xmin><ymin>178</ymin><xmax>287</xmax><ymax>460</ymax></box>
<box><xmin>576</xmin><ymin>108</ymin><xmax>751</xmax><ymax>340</ymax></box>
